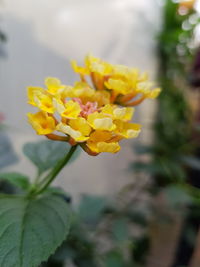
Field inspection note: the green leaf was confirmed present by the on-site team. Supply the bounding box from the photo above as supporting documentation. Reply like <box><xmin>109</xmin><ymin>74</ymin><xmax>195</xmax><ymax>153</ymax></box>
<box><xmin>112</xmin><ymin>218</ymin><xmax>129</xmax><ymax>243</ymax></box>
<box><xmin>78</xmin><ymin>195</ymin><xmax>107</xmax><ymax>224</ymax></box>
<box><xmin>0</xmin><ymin>172</ymin><xmax>30</xmax><ymax>191</ymax></box>
<box><xmin>23</xmin><ymin>140</ymin><xmax>80</xmax><ymax>174</ymax></box>
<box><xmin>47</xmin><ymin>187</ymin><xmax>71</xmax><ymax>203</ymax></box>
<box><xmin>163</xmin><ymin>185</ymin><xmax>192</xmax><ymax>207</ymax></box>
<box><xmin>0</xmin><ymin>194</ymin><xmax>71</xmax><ymax>267</ymax></box>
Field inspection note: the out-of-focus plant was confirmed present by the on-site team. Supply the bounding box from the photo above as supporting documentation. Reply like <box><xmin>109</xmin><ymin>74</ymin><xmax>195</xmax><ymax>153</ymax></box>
<box><xmin>0</xmin><ymin>55</ymin><xmax>160</xmax><ymax>267</ymax></box>
<box><xmin>129</xmin><ymin>0</ymin><xmax>200</xmax><ymax>266</ymax></box>
<box><xmin>132</xmin><ymin>0</ymin><xmax>200</xmax><ymax>199</ymax></box>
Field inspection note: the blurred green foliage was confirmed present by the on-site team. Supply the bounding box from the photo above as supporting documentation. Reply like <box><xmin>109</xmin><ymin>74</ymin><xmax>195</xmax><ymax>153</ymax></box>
<box><xmin>133</xmin><ymin>0</ymin><xmax>200</xmax><ymax>191</ymax></box>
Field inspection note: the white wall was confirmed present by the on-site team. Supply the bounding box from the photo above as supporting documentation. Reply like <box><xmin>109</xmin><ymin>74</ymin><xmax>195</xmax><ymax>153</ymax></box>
<box><xmin>0</xmin><ymin>0</ymin><xmax>161</xmax><ymax>201</ymax></box>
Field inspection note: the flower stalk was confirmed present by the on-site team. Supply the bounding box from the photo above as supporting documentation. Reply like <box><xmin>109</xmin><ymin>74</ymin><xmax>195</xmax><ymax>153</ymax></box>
<box><xmin>31</xmin><ymin>145</ymin><xmax>77</xmax><ymax>196</ymax></box>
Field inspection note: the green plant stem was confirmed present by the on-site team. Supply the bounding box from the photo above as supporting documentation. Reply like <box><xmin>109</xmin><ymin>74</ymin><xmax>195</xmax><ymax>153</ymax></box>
<box><xmin>35</xmin><ymin>170</ymin><xmax>42</xmax><ymax>185</ymax></box>
<box><xmin>33</xmin><ymin>145</ymin><xmax>77</xmax><ymax>195</ymax></box>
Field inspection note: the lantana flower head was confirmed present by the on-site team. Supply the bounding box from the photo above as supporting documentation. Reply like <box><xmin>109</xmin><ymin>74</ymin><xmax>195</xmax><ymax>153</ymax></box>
<box><xmin>27</xmin><ymin>55</ymin><xmax>160</xmax><ymax>155</ymax></box>
<box><xmin>72</xmin><ymin>54</ymin><xmax>161</xmax><ymax>107</ymax></box>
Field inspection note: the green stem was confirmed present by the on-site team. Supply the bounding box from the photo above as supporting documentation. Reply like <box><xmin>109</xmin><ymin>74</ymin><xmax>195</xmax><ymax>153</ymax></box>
<box><xmin>33</xmin><ymin>145</ymin><xmax>77</xmax><ymax>195</ymax></box>
<box><xmin>35</xmin><ymin>170</ymin><xmax>42</xmax><ymax>185</ymax></box>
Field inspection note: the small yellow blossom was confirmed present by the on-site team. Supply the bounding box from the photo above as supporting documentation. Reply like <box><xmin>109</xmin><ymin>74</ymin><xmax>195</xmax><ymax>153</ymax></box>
<box><xmin>69</xmin><ymin>117</ymin><xmax>91</xmax><ymax>136</ymax></box>
<box><xmin>86</xmin><ymin>131</ymin><xmax>121</xmax><ymax>153</ymax></box>
<box><xmin>45</xmin><ymin>77</ymin><xmax>66</xmax><ymax>95</ymax></box>
<box><xmin>87</xmin><ymin>112</ymin><xmax>116</xmax><ymax>131</ymax></box>
<box><xmin>27</xmin><ymin>111</ymin><xmax>56</xmax><ymax>135</ymax></box>
<box><xmin>28</xmin><ymin>87</ymin><xmax>44</xmax><ymax>106</ymax></box>
<box><xmin>56</xmin><ymin>122</ymin><xmax>89</xmax><ymax>142</ymax></box>
<box><xmin>27</xmin><ymin>87</ymin><xmax>55</xmax><ymax>113</ymax></box>
<box><xmin>71</xmin><ymin>60</ymin><xmax>90</xmax><ymax>76</ymax></box>
<box><xmin>87</xmin><ymin>141</ymin><xmax>120</xmax><ymax>153</ymax></box>
<box><xmin>105</xmin><ymin>79</ymin><xmax>129</xmax><ymax>95</ymax></box>
<box><xmin>101</xmin><ymin>104</ymin><xmax>134</xmax><ymax>121</ymax></box>
<box><xmin>114</xmin><ymin>121</ymin><xmax>141</xmax><ymax>139</ymax></box>
<box><xmin>53</xmin><ymin>98</ymin><xmax>81</xmax><ymax>119</ymax></box>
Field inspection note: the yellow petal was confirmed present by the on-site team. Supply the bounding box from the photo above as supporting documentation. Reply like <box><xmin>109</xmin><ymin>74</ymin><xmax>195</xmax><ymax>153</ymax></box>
<box><xmin>73</xmin><ymin>81</ymin><xmax>95</xmax><ymax>99</ymax></box>
<box><xmin>87</xmin><ymin>141</ymin><xmax>120</xmax><ymax>153</ymax></box>
<box><xmin>87</xmin><ymin>112</ymin><xmax>116</xmax><ymax>131</ymax></box>
<box><xmin>88</xmin><ymin>130</ymin><xmax>114</xmax><ymax>143</ymax></box>
<box><xmin>27</xmin><ymin>87</ymin><xmax>44</xmax><ymax>106</ymax></box>
<box><xmin>101</xmin><ymin>104</ymin><xmax>134</xmax><ymax>121</ymax></box>
<box><xmin>105</xmin><ymin>79</ymin><xmax>130</xmax><ymax>95</ymax></box>
<box><xmin>27</xmin><ymin>87</ymin><xmax>55</xmax><ymax>113</ymax></box>
<box><xmin>114</xmin><ymin>120</ymin><xmax>141</xmax><ymax>139</ymax></box>
<box><xmin>53</xmin><ymin>97</ymin><xmax>65</xmax><ymax>114</ymax></box>
<box><xmin>85</xmin><ymin>54</ymin><xmax>112</xmax><ymax>75</ymax></box>
<box><xmin>101</xmin><ymin>104</ymin><xmax>115</xmax><ymax>116</ymax></box>
<box><xmin>27</xmin><ymin>112</ymin><xmax>56</xmax><ymax>135</ymax></box>
<box><xmin>93</xmin><ymin>118</ymin><xmax>113</xmax><ymax>130</ymax></box>
<box><xmin>54</xmin><ymin>99</ymin><xmax>81</xmax><ymax>119</ymax></box>
<box><xmin>56</xmin><ymin>123</ymin><xmax>88</xmax><ymax>142</ymax></box>
<box><xmin>69</xmin><ymin>117</ymin><xmax>91</xmax><ymax>136</ymax></box>
<box><xmin>112</xmin><ymin>64</ymin><xmax>130</xmax><ymax>77</ymax></box>
<box><xmin>138</xmin><ymin>72</ymin><xmax>149</xmax><ymax>82</ymax></box>
<box><xmin>63</xmin><ymin>100</ymin><xmax>81</xmax><ymax>119</ymax></box>
<box><xmin>113</xmin><ymin>107</ymin><xmax>134</xmax><ymax>121</ymax></box>
<box><xmin>71</xmin><ymin>60</ymin><xmax>89</xmax><ymax>75</ymax></box>
<box><xmin>45</xmin><ymin>77</ymin><xmax>65</xmax><ymax>95</ymax></box>
<box><xmin>147</xmin><ymin>88</ymin><xmax>161</xmax><ymax>99</ymax></box>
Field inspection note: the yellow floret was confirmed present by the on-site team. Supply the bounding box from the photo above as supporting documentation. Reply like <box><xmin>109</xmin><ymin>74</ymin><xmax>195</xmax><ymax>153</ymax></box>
<box><xmin>87</xmin><ymin>112</ymin><xmax>116</xmax><ymax>131</ymax></box>
<box><xmin>27</xmin><ymin>112</ymin><xmax>56</xmax><ymax>135</ymax></box>
<box><xmin>71</xmin><ymin>60</ymin><xmax>90</xmax><ymax>75</ymax></box>
<box><xmin>87</xmin><ymin>141</ymin><xmax>120</xmax><ymax>153</ymax></box>
<box><xmin>53</xmin><ymin>98</ymin><xmax>81</xmax><ymax>119</ymax></box>
<box><xmin>56</xmin><ymin>122</ymin><xmax>89</xmax><ymax>142</ymax></box>
<box><xmin>45</xmin><ymin>77</ymin><xmax>66</xmax><ymax>95</ymax></box>
<box><xmin>101</xmin><ymin>104</ymin><xmax>134</xmax><ymax>121</ymax></box>
<box><xmin>27</xmin><ymin>87</ymin><xmax>55</xmax><ymax>113</ymax></box>
<box><xmin>114</xmin><ymin>120</ymin><xmax>141</xmax><ymax>139</ymax></box>
<box><xmin>86</xmin><ymin>130</ymin><xmax>120</xmax><ymax>153</ymax></box>
<box><xmin>69</xmin><ymin>117</ymin><xmax>91</xmax><ymax>137</ymax></box>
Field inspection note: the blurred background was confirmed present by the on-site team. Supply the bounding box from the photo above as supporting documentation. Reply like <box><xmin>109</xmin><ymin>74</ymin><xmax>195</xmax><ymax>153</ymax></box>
<box><xmin>0</xmin><ymin>0</ymin><xmax>200</xmax><ymax>266</ymax></box>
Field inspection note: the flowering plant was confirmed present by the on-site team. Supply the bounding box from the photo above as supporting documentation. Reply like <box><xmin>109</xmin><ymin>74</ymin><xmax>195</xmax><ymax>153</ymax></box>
<box><xmin>0</xmin><ymin>55</ymin><xmax>160</xmax><ymax>267</ymax></box>
<box><xmin>28</xmin><ymin>54</ymin><xmax>160</xmax><ymax>156</ymax></box>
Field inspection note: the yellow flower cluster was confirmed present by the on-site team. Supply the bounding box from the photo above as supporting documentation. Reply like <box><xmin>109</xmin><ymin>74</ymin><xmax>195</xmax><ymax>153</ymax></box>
<box><xmin>72</xmin><ymin>54</ymin><xmax>161</xmax><ymax>106</ymax></box>
<box><xmin>27</xmin><ymin>55</ymin><xmax>160</xmax><ymax>155</ymax></box>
